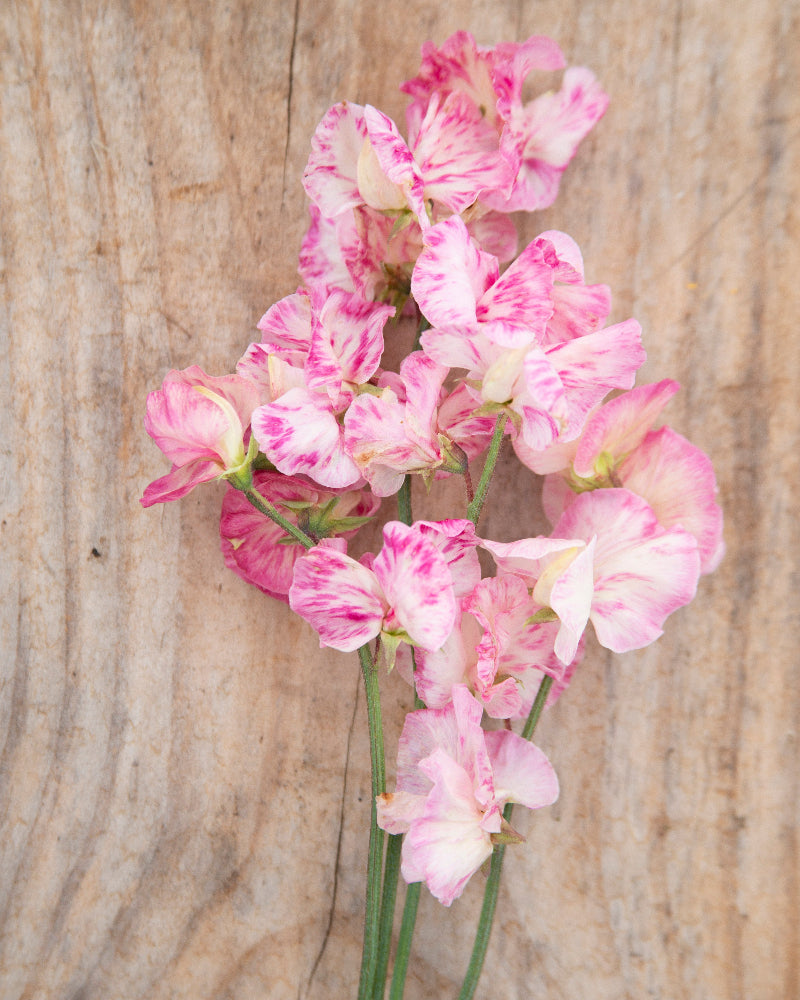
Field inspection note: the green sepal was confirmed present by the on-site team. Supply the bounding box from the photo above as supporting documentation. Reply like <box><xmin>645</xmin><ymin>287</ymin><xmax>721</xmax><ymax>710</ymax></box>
<box><xmin>489</xmin><ymin>818</ymin><xmax>526</xmax><ymax>846</ymax></box>
<box><xmin>522</xmin><ymin>607</ymin><xmax>559</xmax><ymax>627</ymax></box>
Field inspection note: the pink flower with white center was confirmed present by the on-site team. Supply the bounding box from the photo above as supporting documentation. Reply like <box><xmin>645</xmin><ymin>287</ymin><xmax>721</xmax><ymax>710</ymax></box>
<box><xmin>415</xmin><ymin>222</ymin><xmax>645</xmax><ymax>451</ymax></box>
<box><xmin>487</xmin><ymin>490</ymin><xmax>702</xmax><ymax>657</ymax></box>
<box><xmin>289</xmin><ymin>521</ymin><xmax>458</xmax><ymax>663</ymax></box>
<box><xmin>535</xmin><ymin>380</ymin><xmax>724</xmax><ymax>574</ymax></box>
<box><xmin>141</xmin><ymin>366</ymin><xmax>261</xmax><ymax>507</ymax></box>
<box><xmin>219</xmin><ymin>472</ymin><xmax>380</xmax><ymax>603</ymax></box>
<box><xmin>481</xmin><ymin>535</ymin><xmax>596</xmax><ymax>665</ymax></box>
<box><xmin>303</xmin><ymin>96</ymin><xmax>515</xmax><ymax>236</ymax></box>
<box><xmin>377</xmin><ymin>685</ymin><xmax>559</xmax><ymax>905</ymax></box>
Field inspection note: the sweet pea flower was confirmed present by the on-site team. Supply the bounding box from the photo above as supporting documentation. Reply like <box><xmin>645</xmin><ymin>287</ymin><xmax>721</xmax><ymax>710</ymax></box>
<box><xmin>533</xmin><ymin>380</ymin><xmax>724</xmax><ymax>573</ymax></box>
<box><xmin>141</xmin><ymin>366</ymin><xmax>261</xmax><ymax>507</ymax></box>
<box><xmin>377</xmin><ymin>685</ymin><xmax>559</xmax><ymax>905</ymax></box>
<box><xmin>247</xmin><ymin>286</ymin><xmax>394</xmax><ymax>488</ymax></box>
<box><xmin>485</xmin><ymin>489</ymin><xmax>701</xmax><ymax>658</ymax></box>
<box><xmin>402</xmin><ymin>31</ymin><xmax>609</xmax><ymax>213</ymax></box>
<box><xmin>289</xmin><ymin>521</ymin><xmax>458</xmax><ymax>664</ymax></box>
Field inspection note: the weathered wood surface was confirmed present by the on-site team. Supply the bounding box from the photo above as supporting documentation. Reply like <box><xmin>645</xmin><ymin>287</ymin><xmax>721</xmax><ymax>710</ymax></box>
<box><xmin>1</xmin><ymin>1</ymin><xmax>797</xmax><ymax>997</ymax></box>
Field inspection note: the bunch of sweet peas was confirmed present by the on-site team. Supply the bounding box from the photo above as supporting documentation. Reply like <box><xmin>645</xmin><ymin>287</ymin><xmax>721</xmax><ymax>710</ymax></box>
<box><xmin>141</xmin><ymin>31</ymin><xmax>723</xmax><ymax>1000</ymax></box>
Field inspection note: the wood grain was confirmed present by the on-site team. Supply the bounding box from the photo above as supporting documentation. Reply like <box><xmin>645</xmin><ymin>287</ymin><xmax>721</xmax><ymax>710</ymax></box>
<box><xmin>1</xmin><ymin>1</ymin><xmax>797</xmax><ymax>997</ymax></box>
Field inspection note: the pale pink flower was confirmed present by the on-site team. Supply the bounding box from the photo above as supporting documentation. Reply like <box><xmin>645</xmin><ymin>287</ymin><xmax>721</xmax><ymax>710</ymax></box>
<box><xmin>535</xmin><ymin>381</ymin><xmax>724</xmax><ymax>573</ymax></box>
<box><xmin>219</xmin><ymin>472</ymin><xmax>380</xmax><ymax>602</ymax></box>
<box><xmin>377</xmin><ymin>685</ymin><xmax>559</xmax><ymax>905</ymax></box>
<box><xmin>141</xmin><ymin>366</ymin><xmax>261</xmax><ymax>507</ymax></box>
<box><xmin>289</xmin><ymin>521</ymin><xmax>458</xmax><ymax>661</ymax></box>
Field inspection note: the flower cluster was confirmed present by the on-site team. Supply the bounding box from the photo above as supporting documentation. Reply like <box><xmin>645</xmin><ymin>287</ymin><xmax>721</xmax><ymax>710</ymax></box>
<box><xmin>142</xmin><ymin>30</ymin><xmax>722</xmax><ymax>917</ymax></box>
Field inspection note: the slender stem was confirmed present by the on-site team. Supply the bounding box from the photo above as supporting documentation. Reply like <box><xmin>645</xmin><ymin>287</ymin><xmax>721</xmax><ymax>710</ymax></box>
<box><xmin>357</xmin><ymin>643</ymin><xmax>387</xmax><ymax>1000</ymax></box>
<box><xmin>388</xmin><ymin>881</ymin><xmax>421</xmax><ymax>1000</ymax></box>
<box><xmin>372</xmin><ymin>833</ymin><xmax>403</xmax><ymax>999</ymax></box>
<box><xmin>238</xmin><ymin>485</ymin><xmax>315</xmax><ymax>550</ymax></box>
<box><xmin>458</xmin><ymin>674</ymin><xmax>554</xmax><ymax>1000</ymax></box>
<box><xmin>397</xmin><ymin>475</ymin><xmax>413</xmax><ymax>526</ymax></box>
<box><xmin>466</xmin><ymin>413</ymin><xmax>508</xmax><ymax>526</ymax></box>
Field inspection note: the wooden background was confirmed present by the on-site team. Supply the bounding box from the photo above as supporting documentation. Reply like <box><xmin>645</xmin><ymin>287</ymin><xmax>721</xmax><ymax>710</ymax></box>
<box><xmin>1</xmin><ymin>1</ymin><xmax>797</xmax><ymax>997</ymax></box>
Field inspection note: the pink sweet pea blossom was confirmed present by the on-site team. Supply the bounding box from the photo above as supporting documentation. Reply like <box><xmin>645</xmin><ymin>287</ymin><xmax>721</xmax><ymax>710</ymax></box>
<box><xmin>486</xmin><ymin>490</ymin><xmax>702</xmax><ymax>657</ymax></box>
<box><xmin>289</xmin><ymin>521</ymin><xmax>458</xmax><ymax>662</ymax></box>
<box><xmin>377</xmin><ymin>685</ymin><xmax>559</xmax><ymax>905</ymax></box>
<box><xmin>141</xmin><ymin>366</ymin><xmax>261</xmax><ymax>507</ymax></box>
<box><xmin>248</xmin><ymin>287</ymin><xmax>394</xmax><ymax>488</ymax></box>
<box><xmin>536</xmin><ymin>381</ymin><xmax>724</xmax><ymax>573</ymax></box>
<box><xmin>402</xmin><ymin>31</ymin><xmax>609</xmax><ymax>213</ymax></box>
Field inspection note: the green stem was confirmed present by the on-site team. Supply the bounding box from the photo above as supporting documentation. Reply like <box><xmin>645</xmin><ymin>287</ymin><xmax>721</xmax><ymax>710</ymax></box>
<box><xmin>466</xmin><ymin>413</ymin><xmax>508</xmax><ymax>526</ymax></box>
<box><xmin>238</xmin><ymin>485</ymin><xmax>315</xmax><ymax>550</ymax></box>
<box><xmin>458</xmin><ymin>674</ymin><xmax>554</xmax><ymax>1000</ymax></box>
<box><xmin>372</xmin><ymin>833</ymin><xmax>402</xmax><ymax>999</ymax></box>
<box><xmin>388</xmin><ymin>881</ymin><xmax>421</xmax><ymax>1000</ymax></box>
<box><xmin>397</xmin><ymin>475</ymin><xmax>413</xmax><ymax>526</ymax></box>
<box><xmin>357</xmin><ymin>643</ymin><xmax>387</xmax><ymax>1000</ymax></box>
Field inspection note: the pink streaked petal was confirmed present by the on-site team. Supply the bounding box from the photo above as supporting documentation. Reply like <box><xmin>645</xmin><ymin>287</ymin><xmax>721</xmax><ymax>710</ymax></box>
<box><xmin>420</xmin><ymin>324</ymin><xmax>493</xmax><ymax>372</ymax></box>
<box><xmin>402</xmin><ymin>31</ymin><xmax>499</xmax><ymax>129</ymax></box>
<box><xmin>374</xmin><ymin>521</ymin><xmax>458</xmax><ymax>650</ymax></box>
<box><xmin>289</xmin><ymin>546</ymin><xmax>386</xmax><ymax>651</ymax></box>
<box><xmin>483</xmin><ymin>154</ymin><xmax>563</xmax><ymax>213</ymax></box>
<box><xmin>483</xmin><ymin>730</ymin><xmax>559</xmax><ymax>810</ymax></box>
<box><xmin>492</xmin><ymin>36</ymin><xmax>567</xmax><ymax>121</ymax></box>
<box><xmin>305</xmin><ymin>290</ymin><xmax>393</xmax><ymax>390</ymax></box>
<box><xmin>412</xmin><ymin>91</ymin><xmax>513</xmax><ymax>212</ymax></box>
<box><xmin>219</xmin><ymin>479</ymin><xmax>305</xmax><ymax>602</ymax></box>
<box><xmin>364</xmin><ymin>105</ymin><xmax>427</xmax><ymax>225</ymax></box>
<box><xmin>298</xmin><ymin>205</ymin><xmax>357</xmax><ymax>292</ymax></box>
<box><xmin>554</xmin><ymin>489</ymin><xmax>701</xmax><ymax>652</ymax></box>
<box><xmin>140</xmin><ymin>459</ymin><xmax>220</xmax><ymax>507</ymax></box>
<box><xmin>251</xmin><ymin>388</ymin><xmax>361</xmax><ymax>488</ymax></box>
<box><xmin>411</xmin><ymin>216</ymin><xmax>498</xmax><ymax>329</ymax></box>
<box><xmin>437</xmin><ymin>382</ymin><xmax>497</xmax><ymax>461</ymax></box>
<box><xmin>512</xmin><ymin>432</ymin><xmax>579</xmax><ymax>477</ymax></box>
<box><xmin>413</xmin><ymin>519</ymin><xmax>482</xmax><ymax>601</ymax></box>
<box><xmin>619</xmin><ymin>426</ymin><xmax>724</xmax><ymax>574</ymax></box>
<box><xmin>481</xmin><ymin>534</ymin><xmax>584</xmax><ymax>586</ymax></box>
<box><xmin>516</xmin><ymin>66</ymin><xmax>609</xmax><ymax>169</ymax></box>
<box><xmin>546</xmin><ymin>281</ymin><xmax>613</xmax><ymax>344</ymax></box>
<box><xmin>344</xmin><ymin>389</ymin><xmax>436</xmax><ymax>494</ymax></box>
<box><xmin>573</xmin><ymin>379</ymin><xmax>680</xmax><ymax>478</ymax></box>
<box><xmin>535</xmin><ymin>230</ymin><xmax>585</xmax><ymax>281</ymax></box>
<box><xmin>302</xmin><ymin>101</ymin><xmax>368</xmax><ymax>217</ymax></box>
<box><xmin>144</xmin><ymin>379</ymin><xmax>232</xmax><ymax>466</ymax></box>
<box><xmin>544</xmin><ymin>537</ymin><xmax>595</xmax><ymax>664</ymax></box>
<box><xmin>256</xmin><ymin>289</ymin><xmax>314</xmax><ymax>361</ymax></box>
<box><xmin>476</xmin><ymin>239</ymin><xmax>554</xmax><ymax>343</ymax></box>
<box><xmin>413</xmin><ymin>621</ymin><xmax>474</xmax><ymax>710</ymax></box>
<box><xmin>546</xmin><ymin>319</ymin><xmax>646</xmax><ymax>438</ymax></box>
